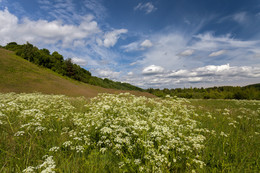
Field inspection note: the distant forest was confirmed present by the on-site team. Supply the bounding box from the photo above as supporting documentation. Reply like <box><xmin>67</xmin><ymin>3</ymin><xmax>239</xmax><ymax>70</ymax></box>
<box><xmin>147</xmin><ymin>84</ymin><xmax>260</xmax><ymax>100</ymax></box>
<box><xmin>2</xmin><ymin>42</ymin><xmax>143</xmax><ymax>91</ymax></box>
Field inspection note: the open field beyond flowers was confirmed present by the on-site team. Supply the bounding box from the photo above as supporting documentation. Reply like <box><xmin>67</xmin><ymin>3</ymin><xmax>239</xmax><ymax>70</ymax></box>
<box><xmin>0</xmin><ymin>93</ymin><xmax>259</xmax><ymax>172</ymax></box>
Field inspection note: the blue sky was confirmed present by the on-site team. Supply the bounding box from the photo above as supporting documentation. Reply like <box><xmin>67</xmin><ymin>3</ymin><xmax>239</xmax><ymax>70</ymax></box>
<box><xmin>0</xmin><ymin>0</ymin><xmax>260</xmax><ymax>88</ymax></box>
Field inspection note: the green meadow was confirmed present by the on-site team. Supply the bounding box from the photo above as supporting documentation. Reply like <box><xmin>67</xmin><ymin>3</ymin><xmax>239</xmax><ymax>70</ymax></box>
<box><xmin>0</xmin><ymin>93</ymin><xmax>259</xmax><ymax>172</ymax></box>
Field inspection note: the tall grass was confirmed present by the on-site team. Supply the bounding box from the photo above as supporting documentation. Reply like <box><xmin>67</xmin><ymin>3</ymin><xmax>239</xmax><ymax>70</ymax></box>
<box><xmin>189</xmin><ymin>99</ymin><xmax>260</xmax><ymax>172</ymax></box>
<box><xmin>0</xmin><ymin>93</ymin><xmax>259</xmax><ymax>172</ymax></box>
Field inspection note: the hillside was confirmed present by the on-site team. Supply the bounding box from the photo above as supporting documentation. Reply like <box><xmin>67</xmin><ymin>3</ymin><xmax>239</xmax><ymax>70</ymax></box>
<box><xmin>0</xmin><ymin>48</ymin><xmax>154</xmax><ymax>98</ymax></box>
<box><xmin>244</xmin><ymin>83</ymin><xmax>260</xmax><ymax>89</ymax></box>
<box><xmin>3</xmin><ymin>42</ymin><xmax>143</xmax><ymax>91</ymax></box>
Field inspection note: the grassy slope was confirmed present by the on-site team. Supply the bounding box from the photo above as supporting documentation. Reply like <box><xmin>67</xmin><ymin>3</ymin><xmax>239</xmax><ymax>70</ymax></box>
<box><xmin>0</xmin><ymin>48</ymin><xmax>154</xmax><ymax>98</ymax></box>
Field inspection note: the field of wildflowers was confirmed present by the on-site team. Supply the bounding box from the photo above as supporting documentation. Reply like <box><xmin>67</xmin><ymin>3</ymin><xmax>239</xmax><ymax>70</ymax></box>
<box><xmin>0</xmin><ymin>92</ymin><xmax>259</xmax><ymax>172</ymax></box>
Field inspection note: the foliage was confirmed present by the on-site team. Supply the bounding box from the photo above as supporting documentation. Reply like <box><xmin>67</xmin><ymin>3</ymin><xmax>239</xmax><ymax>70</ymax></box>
<box><xmin>3</xmin><ymin>42</ymin><xmax>143</xmax><ymax>91</ymax></box>
<box><xmin>147</xmin><ymin>85</ymin><xmax>260</xmax><ymax>100</ymax></box>
<box><xmin>0</xmin><ymin>92</ymin><xmax>259</xmax><ymax>172</ymax></box>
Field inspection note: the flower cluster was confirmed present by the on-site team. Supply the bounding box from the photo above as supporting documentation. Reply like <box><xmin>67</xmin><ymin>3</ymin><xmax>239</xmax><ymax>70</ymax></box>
<box><xmin>70</xmin><ymin>93</ymin><xmax>207</xmax><ymax>171</ymax></box>
<box><xmin>0</xmin><ymin>92</ymin><xmax>209</xmax><ymax>172</ymax></box>
<box><xmin>23</xmin><ymin>155</ymin><xmax>56</xmax><ymax>173</ymax></box>
<box><xmin>1</xmin><ymin>92</ymin><xmax>259</xmax><ymax>172</ymax></box>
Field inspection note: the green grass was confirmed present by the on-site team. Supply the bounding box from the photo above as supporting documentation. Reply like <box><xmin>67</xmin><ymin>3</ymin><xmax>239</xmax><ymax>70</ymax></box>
<box><xmin>189</xmin><ymin>99</ymin><xmax>260</xmax><ymax>172</ymax></box>
<box><xmin>0</xmin><ymin>93</ymin><xmax>259</xmax><ymax>172</ymax></box>
<box><xmin>0</xmin><ymin>48</ymin><xmax>154</xmax><ymax>98</ymax></box>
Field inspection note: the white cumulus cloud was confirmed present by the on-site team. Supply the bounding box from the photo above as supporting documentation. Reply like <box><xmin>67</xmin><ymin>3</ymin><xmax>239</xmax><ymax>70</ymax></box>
<box><xmin>178</xmin><ymin>49</ymin><xmax>194</xmax><ymax>56</ymax></box>
<box><xmin>141</xmin><ymin>39</ymin><xmax>153</xmax><ymax>48</ymax></box>
<box><xmin>121</xmin><ymin>39</ymin><xmax>153</xmax><ymax>52</ymax></box>
<box><xmin>71</xmin><ymin>57</ymin><xmax>87</xmax><ymax>66</ymax></box>
<box><xmin>142</xmin><ymin>65</ymin><xmax>164</xmax><ymax>75</ymax></box>
<box><xmin>102</xmin><ymin>29</ymin><xmax>128</xmax><ymax>48</ymax></box>
<box><xmin>195</xmin><ymin>64</ymin><xmax>231</xmax><ymax>75</ymax></box>
<box><xmin>0</xmin><ymin>8</ymin><xmax>100</xmax><ymax>47</ymax></box>
<box><xmin>168</xmin><ymin>64</ymin><xmax>260</xmax><ymax>79</ymax></box>
<box><xmin>136</xmin><ymin>64</ymin><xmax>260</xmax><ymax>88</ymax></box>
<box><xmin>127</xmin><ymin>71</ymin><xmax>134</xmax><ymax>76</ymax></box>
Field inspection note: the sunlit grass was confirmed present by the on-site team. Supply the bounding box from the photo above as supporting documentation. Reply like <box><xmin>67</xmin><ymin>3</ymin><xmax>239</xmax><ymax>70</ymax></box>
<box><xmin>0</xmin><ymin>93</ymin><xmax>259</xmax><ymax>172</ymax></box>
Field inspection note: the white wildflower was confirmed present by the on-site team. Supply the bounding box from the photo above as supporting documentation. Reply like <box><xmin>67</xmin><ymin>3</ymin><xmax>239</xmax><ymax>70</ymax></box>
<box><xmin>37</xmin><ymin>155</ymin><xmax>56</xmax><ymax>173</ymax></box>
<box><xmin>22</xmin><ymin>166</ymin><xmax>35</xmax><ymax>173</ymax></box>
<box><xmin>139</xmin><ymin>166</ymin><xmax>144</xmax><ymax>172</ymax></box>
<box><xmin>220</xmin><ymin>131</ymin><xmax>229</xmax><ymax>137</ymax></box>
<box><xmin>75</xmin><ymin>145</ymin><xmax>84</xmax><ymax>153</ymax></box>
<box><xmin>134</xmin><ymin>159</ymin><xmax>141</xmax><ymax>165</ymax></box>
<box><xmin>63</xmin><ymin>141</ymin><xmax>72</xmax><ymax>147</ymax></box>
<box><xmin>73</xmin><ymin>137</ymin><xmax>82</xmax><ymax>141</ymax></box>
<box><xmin>103</xmin><ymin>105</ymin><xmax>110</xmax><ymax>111</ymax></box>
<box><xmin>118</xmin><ymin>162</ymin><xmax>125</xmax><ymax>168</ymax></box>
<box><xmin>49</xmin><ymin>147</ymin><xmax>60</xmax><ymax>152</ymax></box>
<box><xmin>34</xmin><ymin>126</ymin><xmax>47</xmax><ymax>132</ymax></box>
<box><xmin>100</xmin><ymin>147</ymin><xmax>107</xmax><ymax>154</ymax></box>
<box><xmin>14</xmin><ymin>131</ymin><xmax>25</xmax><ymax>137</ymax></box>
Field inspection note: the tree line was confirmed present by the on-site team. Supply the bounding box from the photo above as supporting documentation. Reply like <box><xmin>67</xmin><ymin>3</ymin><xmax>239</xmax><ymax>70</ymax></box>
<box><xmin>3</xmin><ymin>42</ymin><xmax>143</xmax><ymax>91</ymax></box>
<box><xmin>147</xmin><ymin>84</ymin><xmax>260</xmax><ymax>100</ymax></box>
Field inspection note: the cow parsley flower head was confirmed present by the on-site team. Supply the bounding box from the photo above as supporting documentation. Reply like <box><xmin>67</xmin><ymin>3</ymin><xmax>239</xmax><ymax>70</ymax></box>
<box><xmin>14</xmin><ymin>131</ymin><xmax>25</xmax><ymax>137</ymax></box>
<box><xmin>22</xmin><ymin>166</ymin><xmax>35</xmax><ymax>173</ymax></box>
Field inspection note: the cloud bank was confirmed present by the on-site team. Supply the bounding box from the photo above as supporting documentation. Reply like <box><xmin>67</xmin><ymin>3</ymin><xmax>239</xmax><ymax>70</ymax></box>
<box><xmin>122</xmin><ymin>64</ymin><xmax>260</xmax><ymax>88</ymax></box>
<box><xmin>0</xmin><ymin>8</ymin><xmax>100</xmax><ymax>47</ymax></box>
